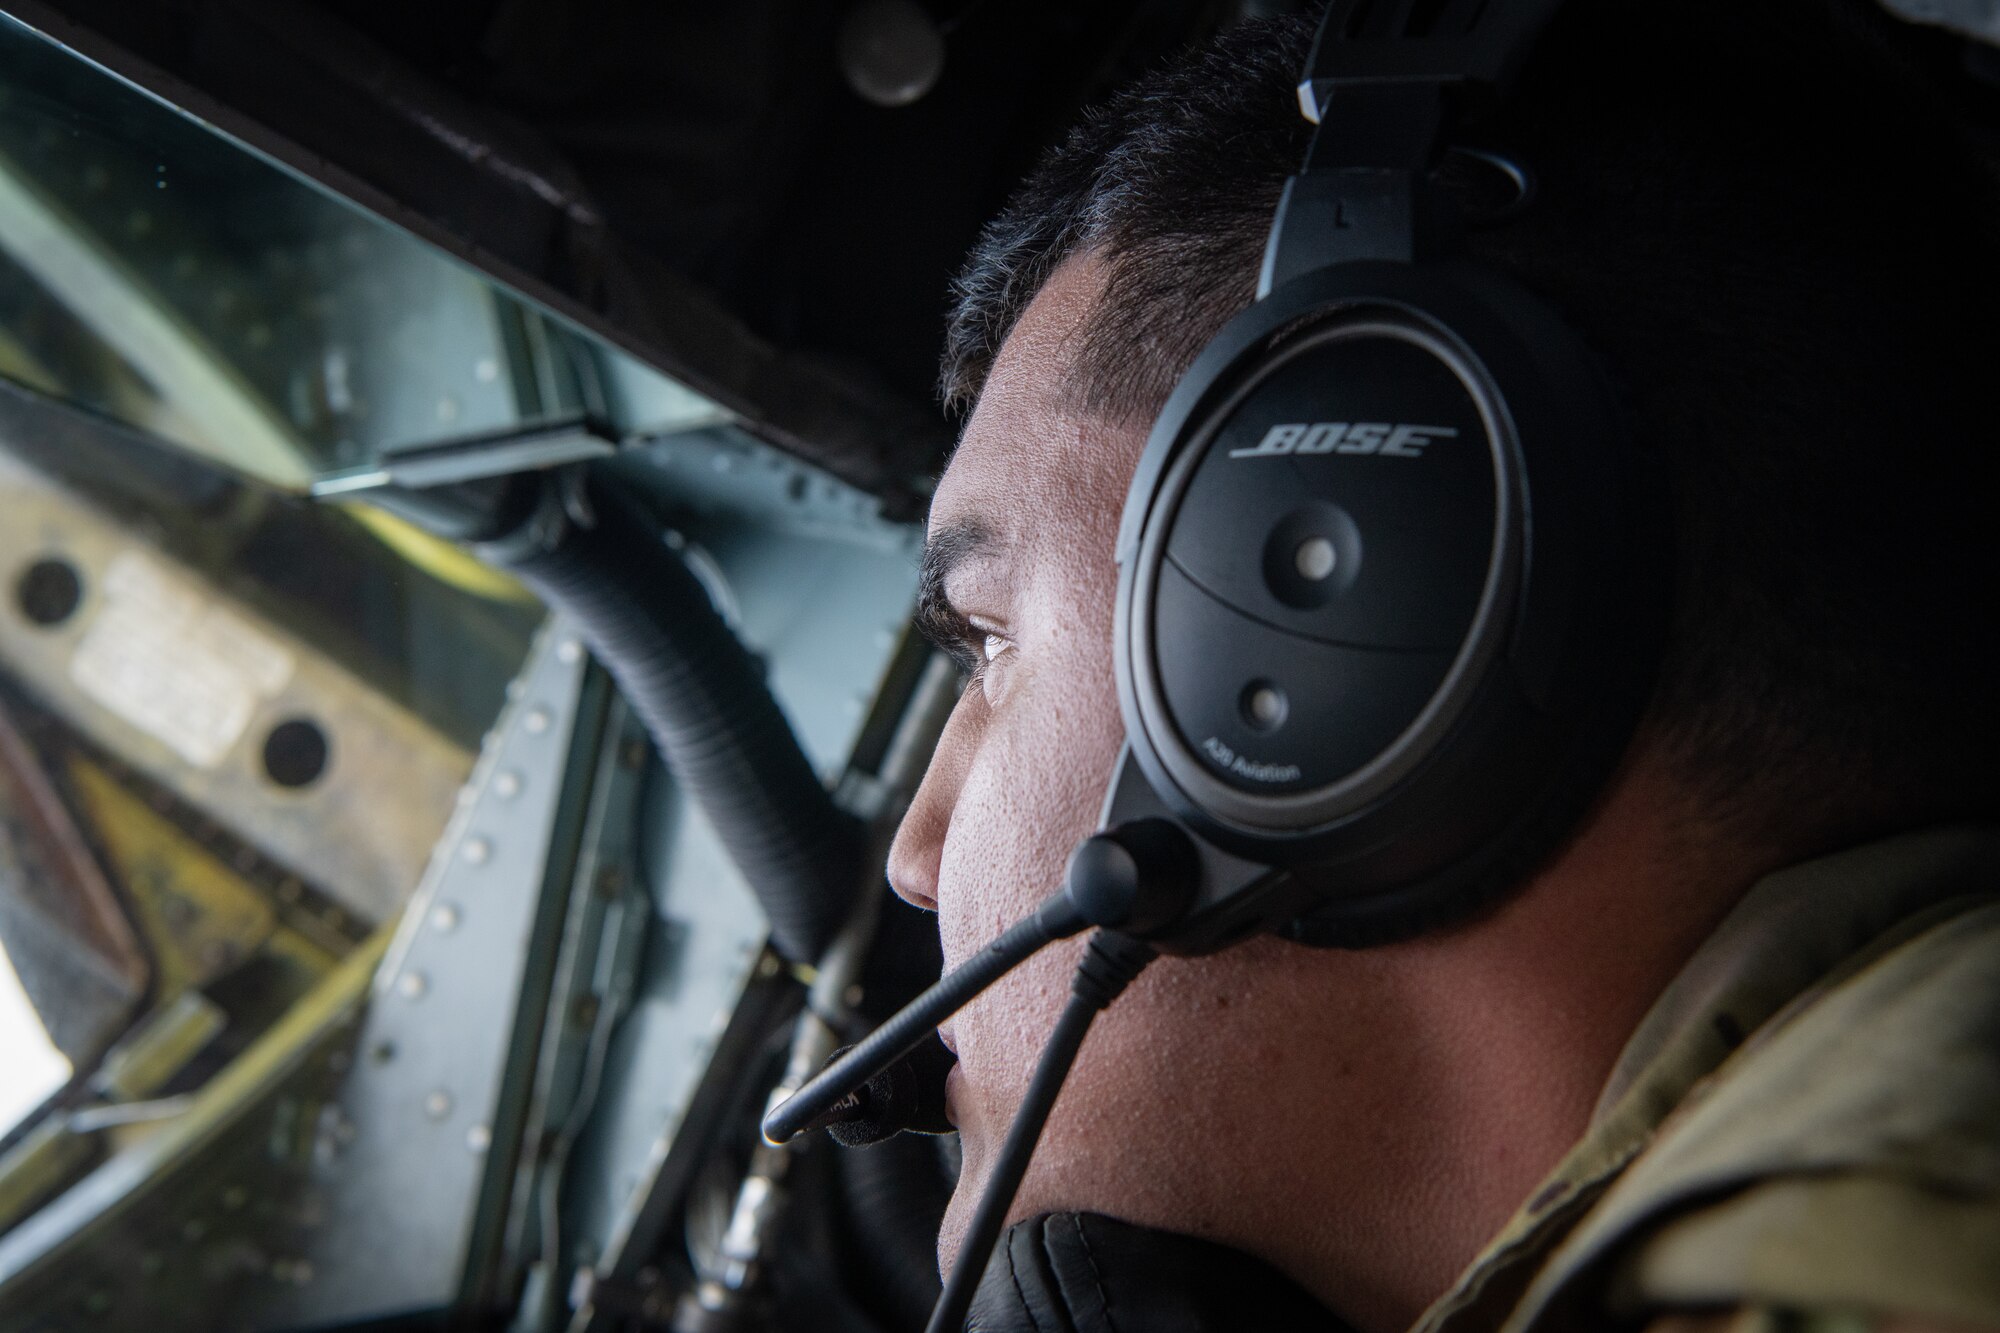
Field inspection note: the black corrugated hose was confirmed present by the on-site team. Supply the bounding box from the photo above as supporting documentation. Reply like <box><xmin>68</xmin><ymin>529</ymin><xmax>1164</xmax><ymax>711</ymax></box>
<box><xmin>475</xmin><ymin>468</ymin><xmax>865</xmax><ymax>964</ymax></box>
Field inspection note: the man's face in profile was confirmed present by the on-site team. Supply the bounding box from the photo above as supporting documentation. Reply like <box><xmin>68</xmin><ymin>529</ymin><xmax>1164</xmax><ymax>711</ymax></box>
<box><xmin>886</xmin><ymin>254</ymin><xmax>1144</xmax><ymax>1260</ymax></box>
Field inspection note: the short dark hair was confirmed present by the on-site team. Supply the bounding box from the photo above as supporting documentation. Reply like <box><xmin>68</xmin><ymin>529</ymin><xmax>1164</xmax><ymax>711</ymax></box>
<box><xmin>941</xmin><ymin>2</ymin><xmax>2000</xmax><ymax>853</ymax></box>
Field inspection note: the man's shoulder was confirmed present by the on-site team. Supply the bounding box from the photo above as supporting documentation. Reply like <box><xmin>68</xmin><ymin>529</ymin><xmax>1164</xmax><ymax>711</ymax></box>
<box><xmin>1514</xmin><ymin>896</ymin><xmax>2000</xmax><ymax>1331</ymax></box>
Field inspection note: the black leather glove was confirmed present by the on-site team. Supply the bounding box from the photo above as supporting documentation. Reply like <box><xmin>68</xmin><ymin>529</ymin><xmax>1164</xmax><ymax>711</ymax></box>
<box><xmin>966</xmin><ymin>1212</ymin><xmax>1350</xmax><ymax>1333</ymax></box>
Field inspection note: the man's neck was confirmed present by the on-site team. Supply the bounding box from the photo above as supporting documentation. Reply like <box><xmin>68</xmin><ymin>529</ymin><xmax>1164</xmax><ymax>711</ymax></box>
<box><xmin>1245</xmin><ymin>762</ymin><xmax>1756</xmax><ymax>1332</ymax></box>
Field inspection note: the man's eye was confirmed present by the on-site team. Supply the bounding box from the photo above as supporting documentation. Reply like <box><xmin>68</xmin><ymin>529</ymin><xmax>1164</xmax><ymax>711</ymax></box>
<box><xmin>982</xmin><ymin>632</ymin><xmax>1010</xmax><ymax>664</ymax></box>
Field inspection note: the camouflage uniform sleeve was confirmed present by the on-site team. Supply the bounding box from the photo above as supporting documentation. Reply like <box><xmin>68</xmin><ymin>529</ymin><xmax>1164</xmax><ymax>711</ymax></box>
<box><xmin>1614</xmin><ymin>1173</ymin><xmax>2000</xmax><ymax>1332</ymax></box>
<box><xmin>1643</xmin><ymin>1312</ymin><xmax>1995</xmax><ymax>1332</ymax></box>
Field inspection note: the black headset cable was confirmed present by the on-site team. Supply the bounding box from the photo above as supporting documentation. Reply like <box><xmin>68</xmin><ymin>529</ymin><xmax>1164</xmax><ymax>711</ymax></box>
<box><xmin>923</xmin><ymin>930</ymin><xmax>1159</xmax><ymax>1333</ymax></box>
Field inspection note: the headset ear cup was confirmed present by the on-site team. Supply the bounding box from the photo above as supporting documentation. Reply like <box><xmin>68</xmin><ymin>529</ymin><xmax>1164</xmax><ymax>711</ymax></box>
<box><xmin>1274</xmin><ymin>299</ymin><xmax>1673</xmax><ymax>951</ymax></box>
<box><xmin>1275</xmin><ymin>689</ymin><xmax>1650</xmax><ymax>948</ymax></box>
<box><xmin>1113</xmin><ymin>259</ymin><xmax>1667</xmax><ymax>948</ymax></box>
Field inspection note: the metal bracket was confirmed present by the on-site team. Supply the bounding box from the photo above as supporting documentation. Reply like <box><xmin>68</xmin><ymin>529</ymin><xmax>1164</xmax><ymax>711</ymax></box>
<box><xmin>311</xmin><ymin>416</ymin><xmax>619</xmax><ymax>497</ymax></box>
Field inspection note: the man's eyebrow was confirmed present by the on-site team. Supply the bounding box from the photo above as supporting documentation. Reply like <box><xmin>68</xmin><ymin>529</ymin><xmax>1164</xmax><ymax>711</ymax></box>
<box><xmin>914</xmin><ymin>520</ymin><xmax>997</xmax><ymax>664</ymax></box>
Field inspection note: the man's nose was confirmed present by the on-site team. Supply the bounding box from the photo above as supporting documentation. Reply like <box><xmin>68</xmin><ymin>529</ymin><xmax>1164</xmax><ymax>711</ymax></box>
<box><xmin>886</xmin><ymin>693</ymin><xmax>980</xmax><ymax>914</ymax></box>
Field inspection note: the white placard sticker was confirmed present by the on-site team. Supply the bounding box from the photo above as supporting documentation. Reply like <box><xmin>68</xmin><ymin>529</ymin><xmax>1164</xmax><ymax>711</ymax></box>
<box><xmin>69</xmin><ymin>552</ymin><xmax>296</xmax><ymax>768</ymax></box>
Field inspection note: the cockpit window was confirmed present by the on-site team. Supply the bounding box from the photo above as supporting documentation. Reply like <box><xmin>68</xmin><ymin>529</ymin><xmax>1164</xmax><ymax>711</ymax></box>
<box><xmin>0</xmin><ymin>8</ymin><xmax>664</xmax><ymax>1162</ymax></box>
<box><xmin>0</xmin><ymin>9</ymin><xmax>742</xmax><ymax>1156</ymax></box>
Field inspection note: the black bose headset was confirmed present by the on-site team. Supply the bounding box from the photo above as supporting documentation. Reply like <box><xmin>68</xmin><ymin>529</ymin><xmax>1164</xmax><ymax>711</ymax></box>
<box><xmin>767</xmin><ymin>3</ymin><xmax>1666</xmax><ymax>1326</ymax></box>
<box><xmin>1102</xmin><ymin>0</ymin><xmax>1665</xmax><ymax>955</ymax></box>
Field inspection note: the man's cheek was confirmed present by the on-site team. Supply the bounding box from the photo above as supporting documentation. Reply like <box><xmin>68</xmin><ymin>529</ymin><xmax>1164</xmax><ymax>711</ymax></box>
<box><xmin>953</xmin><ymin>933</ymin><xmax>1083</xmax><ymax>1127</ymax></box>
<box><xmin>932</xmin><ymin>661</ymin><xmax>1126</xmax><ymax>1020</ymax></box>
<box><xmin>932</xmin><ymin>710</ymin><xmax>1092</xmax><ymax>1034</ymax></box>
<box><xmin>934</xmin><ymin>711</ymin><xmax>1076</xmax><ymax>944</ymax></box>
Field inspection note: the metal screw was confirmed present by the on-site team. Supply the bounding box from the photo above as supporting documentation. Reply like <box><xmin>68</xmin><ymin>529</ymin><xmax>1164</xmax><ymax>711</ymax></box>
<box><xmin>466</xmin><ymin>1124</ymin><xmax>492</xmax><ymax>1153</ymax></box>
<box><xmin>398</xmin><ymin>972</ymin><xmax>429</xmax><ymax>1000</ymax></box>
<box><xmin>462</xmin><ymin>837</ymin><xmax>492</xmax><ymax>866</ymax></box>
<box><xmin>525</xmin><ymin>706</ymin><xmax>552</xmax><ymax>735</ymax></box>
<box><xmin>494</xmin><ymin>770</ymin><xmax>523</xmax><ymax>799</ymax></box>
<box><xmin>425</xmin><ymin>1090</ymin><xmax>453</xmax><ymax>1120</ymax></box>
<box><xmin>557</xmin><ymin>638</ymin><xmax>585</xmax><ymax>665</ymax></box>
<box><xmin>430</xmin><ymin>903</ymin><xmax>461</xmax><ymax>933</ymax></box>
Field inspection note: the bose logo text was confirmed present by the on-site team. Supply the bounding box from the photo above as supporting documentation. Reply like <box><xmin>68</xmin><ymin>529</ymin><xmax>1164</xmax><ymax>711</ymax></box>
<box><xmin>1227</xmin><ymin>422</ymin><xmax>1459</xmax><ymax>459</ymax></box>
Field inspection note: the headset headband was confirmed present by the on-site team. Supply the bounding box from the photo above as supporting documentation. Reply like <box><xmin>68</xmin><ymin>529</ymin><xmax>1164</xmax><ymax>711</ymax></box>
<box><xmin>1263</xmin><ymin>0</ymin><xmax>1568</xmax><ymax>290</ymax></box>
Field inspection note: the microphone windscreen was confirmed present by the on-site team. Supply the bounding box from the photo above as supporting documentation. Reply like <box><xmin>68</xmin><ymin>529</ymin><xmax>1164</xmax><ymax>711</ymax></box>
<box><xmin>819</xmin><ymin>1035</ymin><xmax>957</xmax><ymax>1147</ymax></box>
